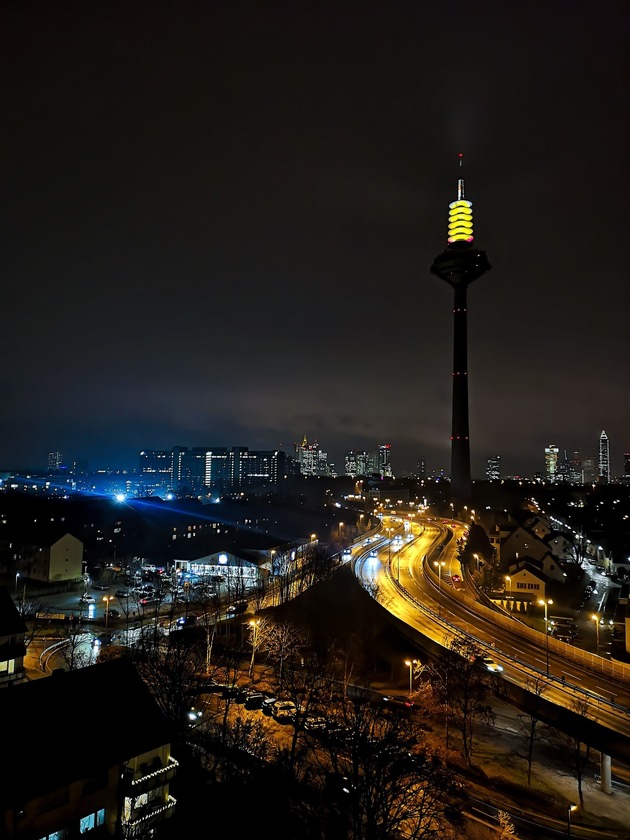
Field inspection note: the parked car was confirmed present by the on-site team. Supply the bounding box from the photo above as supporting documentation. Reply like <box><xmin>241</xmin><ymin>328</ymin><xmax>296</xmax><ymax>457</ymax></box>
<box><xmin>184</xmin><ymin>706</ymin><xmax>204</xmax><ymax>728</ymax></box>
<box><xmin>79</xmin><ymin>594</ymin><xmax>95</xmax><ymax>604</ymax></box>
<box><xmin>301</xmin><ymin>715</ymin><xmax>328</xmax><ymax>732</ymax></box>
<box><xmin>92</xmin><ymin>582</ymin><xmax>110</xmax><ymax>591</ymax></box>
<box><xmin>243</xmin><ymin>692</ymin><xmax>267</xmax><ymax>710</ymax></box>
<box><xmin>176</xmin><ymin>614</ymin><xmax>198</xmax><ymax>627</ymax></box>
<box><xmin>115</xmin><ymin>589</ymin><xmax>130</xmax><ymax>599</ymax></box>
<box><xmin>106</xmin><ymin>608</ymin><xmax>121</xmax><ymax>619</ymax></box>
<box><xmin>261</xmin><ymin>695</ymin><xmax>278</xmax><ymax>715</ymax></box>
<box><xmin>220</xmin><ymin>685</ymin><xmax>240</xmax><ymax>700</ymax></box>
<box><xmin>93</xmin><ymin>632</ymin><xmax>116</xmax><ymax>647</ymax></box>
<box><xmin>272</xmin><ymin>700</ymin><xmax>297</xmax><ymax>722</ymax></box>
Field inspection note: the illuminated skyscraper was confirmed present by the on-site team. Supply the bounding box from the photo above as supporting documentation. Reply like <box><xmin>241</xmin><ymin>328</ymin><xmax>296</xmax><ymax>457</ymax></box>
<box><xmin>544</xmin><ymin>444</ymin><xmax>559</xmax><ymax>482</ymax></box>
<box><xmin>48</xmin><ymin>451</ymin><xmax>62</xmax><ymax>471</ymax></box>
<box><xmin>486</xmin><ymin>456</ymin><xmax>501</xmax><ymax>481</ymax></box>
<box><xmin>598</xmin><ymin>430</ymin><xmax>610</xmax><ymax>484</ymax></box>
<box><xmin>378</xmin><ymin>444</ymin><xmax>393</xmax><ymax>477</ymax></box>
<box><xmin>430</xmin><ymin>156</ymin><xmax>490</xmax><ymax>509</ymax></box>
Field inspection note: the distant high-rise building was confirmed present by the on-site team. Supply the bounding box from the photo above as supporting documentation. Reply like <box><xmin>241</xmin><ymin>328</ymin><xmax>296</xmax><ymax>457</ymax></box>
<box><xmin>430</xmin><ymin>154</ymin><xmax>490</xmax><ymax>510</ymax></box>
<box><xmin>568</xmin><ymin>450</ymin><xmax>583</xmax><ymax>483</ymax></box>
<box><xmin>378</xmin><ymin>444</ymin><xmax>393</xmax><ymax>478</ymax></box>
<box><xmin>294</xmin><ymin>436</ymin><xmax>330</xmax><ymax>476</ymax></box>
<box><xmin>48</xmin><ymin>451</ymin><xmax>62</xmax><ymax>471</ymax></box>
<box><xmin>143</xmin><ymin>445</ymin><xmax>293</xmax><ymax>495</ymax></box>
<box><xmin>344</xmin><ymin>451</ymin><xmax>359</xmax><ymax>478</ymax></box>
<box><xmin>582</xmin><ymin>456</ymin><xmax>597</xmax><ymax>483</ymax></box>
<box><xmin>624</xmin><ymin>451</ymin><xmax>630</xmax><ymax>478</ymax></box>
<box><xmin>598</xmin><ymin>430</ymin><xmax>610</xmax><ymax>484</ymax></box>
<box><xmin>417</xmin><ymin>456</ymin><xmax>426</xmax><ymax>479</ymax></box>
<box><xmin>139</xmin><ymin>449</ymin><xmax>172</xmax><ymax>494</ymax></box>
<box><xmin>486</xmin><ymin>456</ymin><xmax>501</xmax><ymax>481</ymax></box>
<box><xmin>544</xmin><ymin>444</ymin><xmax>559</xmax><ymax>482</ymax></box>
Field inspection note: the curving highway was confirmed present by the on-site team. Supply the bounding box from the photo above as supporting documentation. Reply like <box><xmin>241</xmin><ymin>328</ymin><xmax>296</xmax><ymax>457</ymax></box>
<box><xmin>352</xmin><ymin>514</ymin><xmax>630</xmax><ymax>764</ymax></box>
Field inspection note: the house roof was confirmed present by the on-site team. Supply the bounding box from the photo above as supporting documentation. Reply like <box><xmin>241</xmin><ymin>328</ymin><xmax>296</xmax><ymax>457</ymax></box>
<box><xmin>0</xmin><ymin>657</ymin><xmax>173</xmax><ymax>803</ymax></box>
<box><xmin>511</xmin><ymin>561</ymin><xmax>549</xmax><ymax>582</ymax></box>
<box><xmin>0</xmin><ymin>586</ymin><xmax>27</xmax><ymax>636</ymax></box>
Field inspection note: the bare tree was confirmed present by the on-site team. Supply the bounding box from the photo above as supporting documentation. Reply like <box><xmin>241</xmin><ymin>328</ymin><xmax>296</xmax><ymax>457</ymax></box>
<box><xmin>516</xmin><ymin>673</ymin><xmax>550</xmax><ymax>785</ymax></box>
<box><xmin>497</xmin><ymin>810</ymin><xmax>518</xmax><ymax>838</ymax></box>
<box><xmin>318</xmin><ymin>691</ymin><xmax>462</xmax><ymax>839</ymax></box>
<box><xmin>428</xmin><ymin>635</ymin><xmax>496</xmax><ymax>765</ymax></box>
<box><xmin>57</xmin><ymin>619</ymin><xmax>94</xmax><ymax>671</ymax></box>
<box><xmin>261</xmin><ymin>619</ymin><xmax>307</xmax><ymax>692</ymax></box>
<box><xmin>556</xmin><ymin>697</ymin><xmax>593</xmax><ymax>807</ymax></box>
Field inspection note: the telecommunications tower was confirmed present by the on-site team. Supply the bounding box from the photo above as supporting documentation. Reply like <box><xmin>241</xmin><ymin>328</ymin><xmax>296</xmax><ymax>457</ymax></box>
<box><xmin>430</xmin><ymin>155</ymin><xmax>491</xmax><ymax>510</ymax></box>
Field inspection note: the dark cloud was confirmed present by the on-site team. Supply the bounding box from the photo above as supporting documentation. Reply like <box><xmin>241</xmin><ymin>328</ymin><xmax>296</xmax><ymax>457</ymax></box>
<box><xmin>1</xmin><ymin>1</ymin><xmax>628</xmax><ymax>477</ymax></box>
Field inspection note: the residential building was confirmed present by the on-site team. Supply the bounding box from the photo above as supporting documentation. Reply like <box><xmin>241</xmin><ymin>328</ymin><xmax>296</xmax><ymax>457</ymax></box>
<box><xmin>16</xmin><ymin>530</ymin><xmax>84</xmax><ymax>584</ymax></box>
<box><xmin>142</xmin><ymin>446</ymin><xmax>295</xmax><ymax>495</ymax></box>
<box><xmin>506</xmin><ymin>560</ymin><xmax>549</xmax><ymax>602</ymax></box>
<box><xmin>0</xmin><ymin>586</ymin><xmax>26</xmax><ymax>686</ymax></box>
<box><xmin>0</xmin><ymin>657</ymin><xmax>178</xmax><ymax>839</ymax></box>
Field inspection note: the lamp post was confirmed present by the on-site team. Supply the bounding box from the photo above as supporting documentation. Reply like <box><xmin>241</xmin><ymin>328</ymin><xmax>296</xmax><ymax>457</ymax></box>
<box><xmin>505</xmin><ymin>575</ymin><xmax>511</xmax><ymax>599</ymax></box>
<box><xmin>538</xmin><ymin>598</ymin><xmax>553</xmax><ymax>674</ymax></box>
<box><xmin>103</xmin><ymin>596</ymin><xmax>113</xmax><ymax>628</ymax></box>
<box><xmin>473</xmin><ymin>553</ymin><xmax>479</xmax><ymax>573</ymax></box>
<box><xmin>433</xmin><ymin>561</ymin><xmax>445</xmax><ymax>616</ymax></box>
<box><xmin>404</xmin><ymin>659</ymin><xmax>417</xmax><ymax>697</ymax></box>
<box><xmin>15</xmin><ymin>571</ymin><xmax>20</xmax><ymax>593</ymax></box>
<box><xmin>248</xmin><ymin>618</ymin><xmax>260</xmax><ymax>677</ymax></box>
<box><xmin>591</xmin><ymin>614</ymin><xmax>600</xmax><ymax>653</ymax></box>
<box><xmin>567</xmin><ymin>803</ymin><xmax>577</xmax><ymax>838</ymax></box>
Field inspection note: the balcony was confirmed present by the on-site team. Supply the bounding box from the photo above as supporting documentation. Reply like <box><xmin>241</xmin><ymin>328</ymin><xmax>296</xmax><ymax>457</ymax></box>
<box><xmin>121</xmin><ymin>756</ymin><xmax>178</xmax><ymax>796</ymax></box>
<box><xmin>122</xmin><ymin>795</ymin><xmax>176</xmax><ymax>838</ymax></box>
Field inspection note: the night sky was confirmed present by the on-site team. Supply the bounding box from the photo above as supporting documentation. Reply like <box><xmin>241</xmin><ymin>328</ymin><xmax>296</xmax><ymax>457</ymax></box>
<box><xmin>2</xmin><ymin>1</ymin><xmax>628</xmax><ymax>479</ymax></box>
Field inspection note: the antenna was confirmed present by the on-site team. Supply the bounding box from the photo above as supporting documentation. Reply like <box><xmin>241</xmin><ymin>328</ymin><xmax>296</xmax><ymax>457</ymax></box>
<box><xmin>457</xmin><ymin>153</ymin><xmax>464</xmax><ymax>200</ymax></box>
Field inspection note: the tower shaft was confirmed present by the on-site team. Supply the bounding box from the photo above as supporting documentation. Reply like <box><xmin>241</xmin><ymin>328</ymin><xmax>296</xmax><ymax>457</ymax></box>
<box><xmin>430</xmin><ymin>159</ymin><xmax>490</xmax><ymax>512</ymax></box>
<box><xmin>451</xmin><ymin>283</ymin><xmax>471</xmax><ymax>503</ymax></box>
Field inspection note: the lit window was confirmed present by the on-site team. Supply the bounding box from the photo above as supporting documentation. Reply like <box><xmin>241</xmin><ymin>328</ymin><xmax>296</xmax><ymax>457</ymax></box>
<box><xmin>79</xmin><ymin>813</ymin><xmax>95</xmax><ymax>833</ymax></box>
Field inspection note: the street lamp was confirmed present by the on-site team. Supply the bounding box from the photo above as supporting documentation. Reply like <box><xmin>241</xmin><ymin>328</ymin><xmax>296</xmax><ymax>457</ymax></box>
<box><xmin>591</xmin><ymin>613</ymin><xmax>600</xmax><ymax>652</ymax></box>
<box><xmin>433</xmin><ymin>561</ymin><xmax>445</xmax><ymax>616</ymax></box>
<box><xmin>404</xmin><ymin>659</ymin><xmax>418</xmax><ymax>697</ymax></box>
<box><xmin>505</xmin><ymin>575</ymin><xmax>511</xmax><ymax>599</ymax></box>
<box><xmin>15</xmin><ymin>571</ymin><xmax>20</xmax><ymax>593</ymax></box>
<box><xmin>248</xmin><ymin>618</ymin><xmax>260</xmax><ymax>677</ymax></box>
<box><xmin>103</xmin><ymin>596</ymin><xmax>113</xmax><ymax>628</ymax></box>
<box><xmin>538</xmin><ymin>598</ymin><xmax>553</xmax><ymax>674</ymax></box>
<box><xmin>567</xmin><ymin>803</ymin><xmax>577</xmax><ymax>838</ymax></box>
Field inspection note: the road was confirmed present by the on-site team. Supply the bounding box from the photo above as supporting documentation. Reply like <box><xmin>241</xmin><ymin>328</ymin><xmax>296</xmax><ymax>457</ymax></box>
<box><xmin>351</xmin><ymin>515</ymin><xmax>630</xmax><ymax>757</ymax></box>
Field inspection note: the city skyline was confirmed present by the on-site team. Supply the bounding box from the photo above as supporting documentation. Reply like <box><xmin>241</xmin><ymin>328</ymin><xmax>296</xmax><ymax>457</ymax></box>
<box><xmin>2</xmin><ymin>3</ymin><xmax>628</xmax><ymax>479</ymax></box>
<box><xmin>13</xmin><ymin>428</ymin><xmax>628</xmax><ymax>485</ymax></box>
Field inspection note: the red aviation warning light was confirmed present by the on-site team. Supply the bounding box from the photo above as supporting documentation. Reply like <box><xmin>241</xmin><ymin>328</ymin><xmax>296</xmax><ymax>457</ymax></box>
<box><xmin>447</xmin><ymin>153</ymin><xmax>474</xmax><ymax>244</ymax></box>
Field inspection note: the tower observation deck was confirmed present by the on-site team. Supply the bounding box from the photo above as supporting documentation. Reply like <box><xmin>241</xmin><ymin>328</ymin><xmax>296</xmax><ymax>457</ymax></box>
<box><xmin>430</xmin><ymin>155</ymin><xmax>491</xmax><ymax>510</ymax></box>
